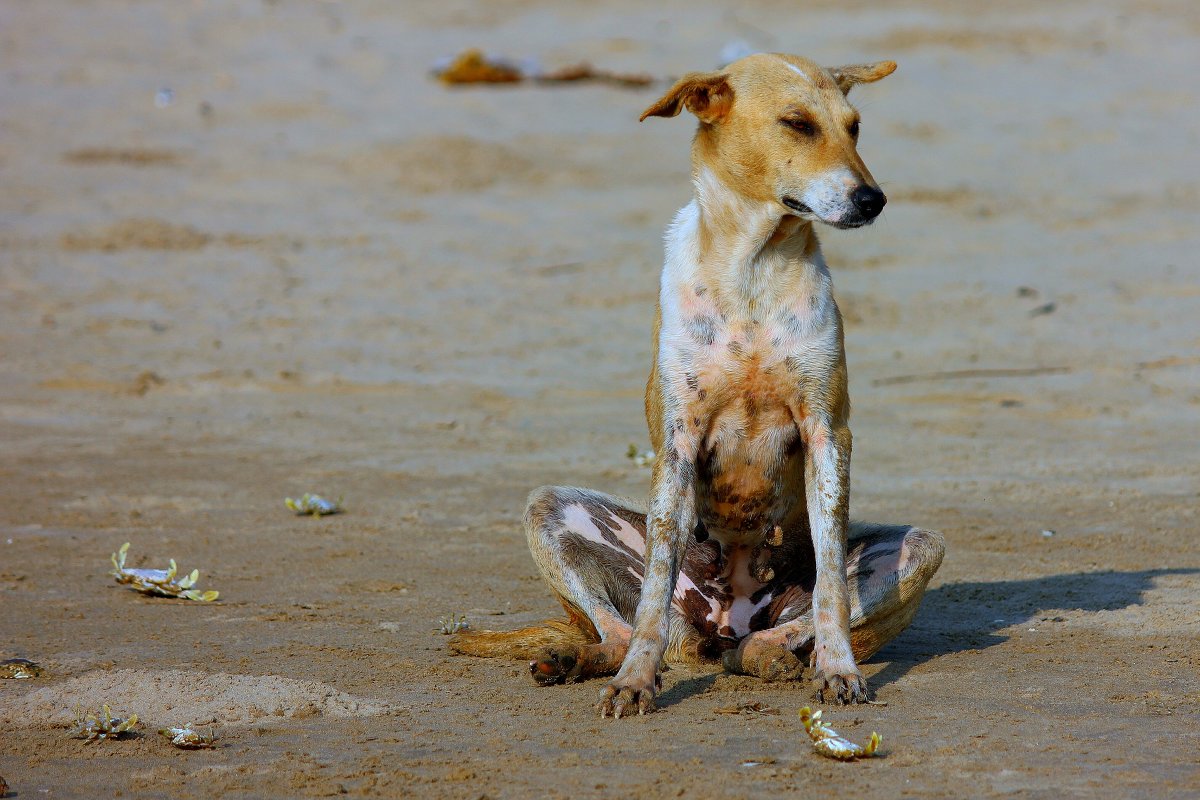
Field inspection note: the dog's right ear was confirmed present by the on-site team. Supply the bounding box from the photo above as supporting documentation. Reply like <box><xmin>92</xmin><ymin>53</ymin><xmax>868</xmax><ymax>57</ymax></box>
<box><xmin>639</xmin><ymin>72</ymin><xmax>734</xmax><ymax>123</ymax></box>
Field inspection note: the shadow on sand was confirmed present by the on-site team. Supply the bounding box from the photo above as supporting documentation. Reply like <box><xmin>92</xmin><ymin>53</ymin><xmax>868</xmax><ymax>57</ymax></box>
<box><xmin>868</xmin><ymin>567</ymin><xmax>1199</xmax><ymax>691</ymax></box>
<box><xmin>595</xmin><ymin>567</ymin><xmax>1197</xmax><ymax>708</ymax></box>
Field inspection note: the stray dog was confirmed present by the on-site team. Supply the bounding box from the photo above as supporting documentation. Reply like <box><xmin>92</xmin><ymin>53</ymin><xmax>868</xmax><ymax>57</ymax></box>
<box><xmin>452</xmin><ymin>53</ymin><xmax>945</xmax><ymax>717</ymax></box>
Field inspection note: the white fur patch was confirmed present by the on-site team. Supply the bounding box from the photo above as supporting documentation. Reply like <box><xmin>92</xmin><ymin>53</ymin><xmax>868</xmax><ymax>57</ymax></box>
<box><xmin>800</xmin><ymin>168</ymin><xmax>857</xmax><ymax>225</ymax></box>
<box><xmin>785</xmin><ymin>62</ymin><xmax>812</xmax><ymax>83</ymax></box>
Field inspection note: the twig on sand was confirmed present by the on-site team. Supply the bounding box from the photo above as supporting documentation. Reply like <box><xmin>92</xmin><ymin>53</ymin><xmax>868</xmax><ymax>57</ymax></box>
<box><xmin>871</xmin><ymin>366</ymin><xmax>1071</xmax><ymax>387</ymax></box>
<box><xmin>1135</xmin><ymin>355</ymin><xmax>1200</xmax><ymax>371</ymax></box>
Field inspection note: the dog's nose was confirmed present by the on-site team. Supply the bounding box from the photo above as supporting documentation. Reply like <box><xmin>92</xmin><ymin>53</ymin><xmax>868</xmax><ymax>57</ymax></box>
<box><xmin>850</xmin><ymin>186</ymin><xmax>887</xmax><ymax>219</ymax></box>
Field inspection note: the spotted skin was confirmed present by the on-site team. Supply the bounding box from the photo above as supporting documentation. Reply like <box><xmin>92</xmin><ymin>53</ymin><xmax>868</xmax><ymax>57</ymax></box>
<box><xmin>519</xmin><ymin>487</ymin><xmax>942</xmax><ymax>695</ymax></box>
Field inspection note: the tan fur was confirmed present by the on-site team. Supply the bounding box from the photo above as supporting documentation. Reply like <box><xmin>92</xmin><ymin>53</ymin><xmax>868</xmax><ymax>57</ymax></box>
<box><xmin>449</xmin><ymin>618</ymin><xmax>595</xmax><ymax>659</ymax></box>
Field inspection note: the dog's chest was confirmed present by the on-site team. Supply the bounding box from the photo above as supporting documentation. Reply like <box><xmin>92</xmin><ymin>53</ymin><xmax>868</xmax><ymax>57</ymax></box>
<box><xmin>664</xmin><ymin>290</ymin><xmax>834</xmax><ymax>537</ymax></box>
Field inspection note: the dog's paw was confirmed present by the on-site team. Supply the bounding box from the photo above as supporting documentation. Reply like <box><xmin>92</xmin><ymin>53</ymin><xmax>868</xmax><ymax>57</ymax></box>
<box><xmin>812</xmin><ymin>668</ymin><xmax>869</xmax><ymax>704</ymax></box>
<box><xmin>597</xmin><ymin>671</ymin><xmax>662</xmax><ymax>718</ymax></box>
<box><xmin>722</xmin><ymin>639</ymin><xmax>804</xmax><ymax>682</ymax></box>
<box><xmin>529</xmin><ymin>646</ymin><xmax>584</xmax><ymax>686</ymax></box>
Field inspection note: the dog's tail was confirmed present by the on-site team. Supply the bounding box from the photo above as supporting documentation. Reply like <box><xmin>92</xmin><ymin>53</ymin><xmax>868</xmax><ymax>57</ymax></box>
<box><xmin>449</xmin><ymin>619</ymin><xmax>596</xmax><ymax>660</ymax></box>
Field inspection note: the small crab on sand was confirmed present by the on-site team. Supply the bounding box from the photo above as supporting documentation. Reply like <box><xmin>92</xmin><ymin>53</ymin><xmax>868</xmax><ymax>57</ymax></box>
<box><xmin>285</xmin><ymin>493</ymin><xmax>343</xmax><ymax>517</ymax></box>
<box><xmin>159</xmin><ymin>723</ymin><xmax>219</xmax><ymax>749</ymax></box>
<box><xmin>68</xmin><ymin>704</ymin><xmax>140</xmax><ymax>742</ymax></box>
<box><xmin>438</xmin><ymin>613</ymin><xmax>469</xmax><ymax>635</ymax></box>
<box><xmin>0</xmin><ymin>658</ymin><xmax>42</xmax><ymax>679</ymax></box>
<box><xmin>799</xmin><ymin>706</ymin><xmax>881</xmax><ymax>761</ymax></box>
<box><xmin>110</xmin><ymin>542</ymin><xmax>219</xmax><ymax>601</ymax></box>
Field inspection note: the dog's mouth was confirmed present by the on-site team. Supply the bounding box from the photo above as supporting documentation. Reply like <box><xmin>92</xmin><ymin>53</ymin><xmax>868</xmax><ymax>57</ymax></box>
<box><xmin>781</xmin><ymin>196</ymin><xmax>873</xmax><ymax>229</ymax></box>
<box><xmin>781</xmin><ymin>196</ymin><xmax>812</xmax><ymax>214</ymax></box>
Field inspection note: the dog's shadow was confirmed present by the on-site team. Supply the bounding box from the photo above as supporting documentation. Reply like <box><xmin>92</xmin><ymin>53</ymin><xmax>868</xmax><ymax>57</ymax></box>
<box><xmin>646</xmin><ymin>568</ymin><xmax>1195</xmax><ymax>708</ymax></box>
<box><xmin>868</xmin><ymin>567</ymin><xmax>1198</xmax><ymax>691</ymax></box>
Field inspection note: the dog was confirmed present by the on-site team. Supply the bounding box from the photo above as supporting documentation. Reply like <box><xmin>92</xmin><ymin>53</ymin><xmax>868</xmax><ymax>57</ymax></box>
<box><xmin>452</xmin><ymin>53</ymin><xmax>945</xmax><ymax>718</ymax></box>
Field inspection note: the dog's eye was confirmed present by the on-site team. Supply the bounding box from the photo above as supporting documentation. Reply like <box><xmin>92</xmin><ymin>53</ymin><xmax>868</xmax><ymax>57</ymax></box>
<box><xmin>781</xmin><ymin>117</ymin><xmax>817</xmax><ymax>136</ymax></box>
<box><xmin>848</xmin><ymin>120</ymin><xmax>860</xmax><ymax>138</ymax></box>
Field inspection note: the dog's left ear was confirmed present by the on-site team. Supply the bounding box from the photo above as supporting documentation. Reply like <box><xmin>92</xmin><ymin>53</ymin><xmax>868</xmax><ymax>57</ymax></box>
<box><xmin>827</xmin><ymin>61</ymin><xmax>897</xmax><ymax>94</ymax></box>
<box><xmin>640</xmin><ymin>72</ymin><xmax>734</xmax><ymax>124</ymax></box>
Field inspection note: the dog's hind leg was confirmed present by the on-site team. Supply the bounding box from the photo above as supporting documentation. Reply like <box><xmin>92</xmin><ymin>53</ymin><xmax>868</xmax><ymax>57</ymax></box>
<box><xmin>452</xmin><ymin>486</ymin><xmax>702</xmax><ymax>685</ymax></box>
<box><xmin>724</xmin><ymin>523</ymin><xmax>944</xmax><ymax>694</ymax></box>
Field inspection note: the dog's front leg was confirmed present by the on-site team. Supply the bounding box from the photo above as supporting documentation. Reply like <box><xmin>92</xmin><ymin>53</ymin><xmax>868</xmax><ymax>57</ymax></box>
<box><xmin>597</xmin><ymin>453</ymin><xmax>696</xmax><ymax>718</ymax></box>
<box><xmin>804</xmin><ymin>419</ymin><xmax>867</xmax><ymax>703</ymax></box>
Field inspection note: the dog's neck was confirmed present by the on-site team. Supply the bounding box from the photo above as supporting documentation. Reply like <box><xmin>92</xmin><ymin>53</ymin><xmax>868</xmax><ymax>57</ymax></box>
<box><xmin>685</xmin><ymin>167</ymin><xmax>828</xmax><ymax>319</ymax></box>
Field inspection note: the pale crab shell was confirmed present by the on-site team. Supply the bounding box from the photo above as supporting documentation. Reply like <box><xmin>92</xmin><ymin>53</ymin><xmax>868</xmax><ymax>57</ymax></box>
<box><xmin>0</xmin><ymin>658</ymin><xmax>42</xmax><ymax>679</ymax></box>
<box><xmin>285</xmin><ymin>493</ymin><xmax>343</xmax><ymax>517</ymax></box>
<box><xmin>110</xmin><ymin>542</ymin><xmax>219</xmax><ymax>602</ymax></box>
<box><xmin>68</xmin><ymin>704</ymin><xmax>139</xmax><ymax>742</ymax></box>
<box><xmin>798</xmin><ymin>706</ymin><xmax>881</xmax><ymax>761</ymax></box>
<box><xmin>159</xmin><ymin>724</ymin><xmax>218</xmax><ymax>749</ymax></box>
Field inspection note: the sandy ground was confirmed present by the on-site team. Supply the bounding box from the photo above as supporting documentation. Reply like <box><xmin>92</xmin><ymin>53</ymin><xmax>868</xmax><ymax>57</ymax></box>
<box><xmin>2</xmin><ymin>0</ymin><xmax>1199</xmax><ymax>797</ymax></box>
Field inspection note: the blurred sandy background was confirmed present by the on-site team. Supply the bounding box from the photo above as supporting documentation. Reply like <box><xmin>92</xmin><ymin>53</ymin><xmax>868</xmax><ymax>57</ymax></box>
<box><xmin>1</xmin><ymin>1</ymin><xmax>1198</xmax><ymax>797</ymax></box>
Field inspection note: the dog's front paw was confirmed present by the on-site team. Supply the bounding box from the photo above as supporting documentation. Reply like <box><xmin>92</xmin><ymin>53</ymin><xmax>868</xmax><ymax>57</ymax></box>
<box><xmin>812</xmin><ymin>668</ymin><xmax>868</xmax><ymax>704</ymax></box>
<box><xmin>597</xmin><ymin>671</ymin><xmax>662</xmax><ymax>718</ymax></box>
<box><xmin>723</xmin><ymin>638</ymin><xmax>804</xmax><ymax>682</ymax></box>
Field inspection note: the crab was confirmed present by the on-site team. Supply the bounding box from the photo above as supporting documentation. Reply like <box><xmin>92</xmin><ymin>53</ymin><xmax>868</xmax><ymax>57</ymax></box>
<box><xmin>0</xmin><ymin>658</ymin><xmax>42</xmax><ymax>679</ymax></box>
<box><xmin>159</xmin><ymin>723</ymin><xmax>219</xmax><ymax>749</ymax></box>
<box><xmin>438</xmin><ymin>613</ymin><xmax>469</xmax><ymax>635</ymax></box>
<box><xmin>68</xmin><ymin>704</ymin><xmax>139</xmax><ymax>742</ymax></box>
<box><xmin>110</xmin><ymin>542</ymin><xmax>219</xmax><ymax>601</ymax></box>
<box><xmin>798</xmin><ymin>706</ymin><xmax>882</xmax><ymax>761</ymax></box>
<box><xmin>284</xmin><ymin>493</ymin><xmax>343</xmax><ymax>517</ymax></box>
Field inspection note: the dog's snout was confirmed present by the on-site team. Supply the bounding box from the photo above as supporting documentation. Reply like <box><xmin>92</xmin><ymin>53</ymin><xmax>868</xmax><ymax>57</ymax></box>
<box><xmin>850</xmin><ymin>186</ymin><xmax>886</xmax><ymax>219</ymax></box>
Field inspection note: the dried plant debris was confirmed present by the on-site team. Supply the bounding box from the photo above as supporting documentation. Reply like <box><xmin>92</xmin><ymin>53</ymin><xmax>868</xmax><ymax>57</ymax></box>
<box><xmin>626</xmin><ymin>443</ymin><xmax>656</xmax><ymax>467</ymax></box>
<box><xmin>438</xmin><ymin>613</ymin><xmax>470</xmax><ymax>635</ymax></box>
<box><xmin>436</xmin><ymin>49</ymin><xmax>523</xmax><ymax>83</ymax></box>
<box><xmin>798</xmin><ymin>706</ymin><xmax>881</xmax><ymax>761</ymax></box>
<box><xmin>159</xmin><ymin>723</ymin><xmax>218</xmax><ymax>749</ymax></box>
<box><xmin>434</xmin><ymin>48</ymin><xmax>652</xmax><ymax>88</ymax></box>
<box><xmin>0</xmin><ymin>658</ymin><xmax>42</xmax><ymax>679</ymax></box>
<box><xmin>111</xmin><ymin>542</ymin><xmax>219</xmax><ymax>602</ymax></box>
<box><xmin>538</xmin><ymin>62</ymin><xmax>654</xmax><ymax>87</ymax></box>
<box><xmin>68</xmin><ymin>704</ymin><xmax>139</xmax><ymax>742</ymax></box>
<box><xmin>285</xmin><ymin>493</ymin><xmax>343</xmax><ymax>517</ymax></box>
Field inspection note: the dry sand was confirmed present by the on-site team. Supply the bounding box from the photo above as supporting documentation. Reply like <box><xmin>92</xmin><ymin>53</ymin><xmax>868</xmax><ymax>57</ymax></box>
<box><xmin>1</xmin><ymin>0</ymin><xmax>1198</xmax><ymax>797</ymax></box>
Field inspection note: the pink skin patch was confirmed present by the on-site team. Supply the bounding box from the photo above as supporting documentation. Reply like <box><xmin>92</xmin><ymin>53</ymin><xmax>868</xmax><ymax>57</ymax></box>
<box><xmin>846</xmin><ymin>540</ymin><xmax>904</xmax><ymax>608</ymax></box>
<box><xmin>563</xmin><ymin>504</ymin><xmax>785</xmax><ymax>641</ymax></box>
<box><xmin>562</xmin><ymin>504</ymin><xmax>717</xmax><ymax>618</ymax></box>
<box><xmin>715</xmin><ymin>547</ymin><xmax>774</xmax><ymax>637</ymax></box>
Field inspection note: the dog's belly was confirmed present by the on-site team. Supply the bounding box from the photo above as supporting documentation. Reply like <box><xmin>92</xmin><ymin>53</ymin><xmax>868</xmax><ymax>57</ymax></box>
<box><xmin>694</xmin><ymin>415</ymin><xmax>807</xmax><ymax>542</ymax></box>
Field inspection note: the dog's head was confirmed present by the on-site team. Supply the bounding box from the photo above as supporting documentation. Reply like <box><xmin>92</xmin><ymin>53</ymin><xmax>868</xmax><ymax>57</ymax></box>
<box><xmin>641</xmin><ymin>54</ymin><xmax>895</xmax><ymax>229</ymax></box>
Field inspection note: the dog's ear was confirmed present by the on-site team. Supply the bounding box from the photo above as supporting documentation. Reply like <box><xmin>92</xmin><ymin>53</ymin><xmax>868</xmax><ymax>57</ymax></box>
<box><xmin>639</xmin><ymin>72</ymin><xmax>734</xmax><ymax>123</ymax></box>
<box><xmin>827</xmin><ymin>61</ymin><xmax>897</xmax><ymax>94</ymax></box>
